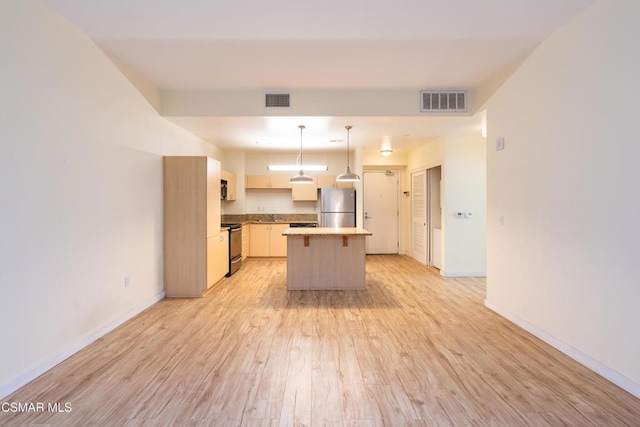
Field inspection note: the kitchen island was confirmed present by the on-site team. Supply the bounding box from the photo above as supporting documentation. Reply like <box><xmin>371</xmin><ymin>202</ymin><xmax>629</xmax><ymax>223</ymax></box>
<box><xmin>282</xmin><ymin>227</ymin><xmax>372</xmax><ymax>290</ymax></box>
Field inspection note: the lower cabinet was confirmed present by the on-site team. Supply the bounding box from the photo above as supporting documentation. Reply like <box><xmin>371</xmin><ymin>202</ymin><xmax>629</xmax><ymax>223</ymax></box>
<box><xmin>270</xmin><ymin>224</ymin><xmax>288</xmax><ymax>256</ymax></box>
<box><xmin>249</xmin><ymin>223</ymin><xmax>288</xmax><ymax>257</ymax></box>
<box><xmin>207</xmin><ymin>232</ymin><xmax>229</xmax><ymax>288</ymax></box>
<box><xmin>242</xmin><ymin>224</ymin><xmax>250</xmax><ymax>260</ymax></box>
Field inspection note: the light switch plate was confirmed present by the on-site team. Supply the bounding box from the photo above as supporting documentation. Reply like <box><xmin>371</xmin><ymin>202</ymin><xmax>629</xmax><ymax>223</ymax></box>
<box><xmin>496</xmin><ymin>137</ymin><xmax>505</xmax><ymax>151</ymax></box>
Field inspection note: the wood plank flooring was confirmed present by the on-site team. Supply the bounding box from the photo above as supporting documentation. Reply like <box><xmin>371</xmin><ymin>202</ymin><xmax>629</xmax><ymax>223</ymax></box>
<box><xmin>3</xmin><ymin>255</ymin><xmax>640</xmax><ymax>426</ymax></box>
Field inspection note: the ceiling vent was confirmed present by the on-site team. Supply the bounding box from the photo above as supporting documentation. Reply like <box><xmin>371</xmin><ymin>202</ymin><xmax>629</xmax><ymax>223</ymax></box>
<box><xmin>265</xmin><ymin>93</ymin><xmax>291</xmax><ymax>108</ymax></box>
<box><xmin>420</xmin><ymin>90</ymin><xmax>467</xmax><ymax>112</ymax></box>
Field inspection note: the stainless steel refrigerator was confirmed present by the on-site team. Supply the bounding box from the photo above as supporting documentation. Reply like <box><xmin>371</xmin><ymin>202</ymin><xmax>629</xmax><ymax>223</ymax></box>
<box><xmin>320</xmin><ymin>188</ymin><xmax>356</xmax><ymax>227</ymax></box>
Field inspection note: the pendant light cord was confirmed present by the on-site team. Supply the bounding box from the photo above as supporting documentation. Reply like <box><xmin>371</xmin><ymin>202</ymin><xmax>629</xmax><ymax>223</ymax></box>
<box><xmin>298</xmin><ymin>125</ymin><xmax>305</xmax><ymax>169</ymax></box>
<box><xmin>346</xmin><ymin>125</ymin><xmax>352</xmax><ymax>169</ymax></box>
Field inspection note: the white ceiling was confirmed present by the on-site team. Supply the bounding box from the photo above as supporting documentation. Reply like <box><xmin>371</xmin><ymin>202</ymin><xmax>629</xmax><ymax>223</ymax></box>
<box><xmin>41</xmin><ymin>0</ymin><xmax>598</xmax><ymax>153</ymax></box>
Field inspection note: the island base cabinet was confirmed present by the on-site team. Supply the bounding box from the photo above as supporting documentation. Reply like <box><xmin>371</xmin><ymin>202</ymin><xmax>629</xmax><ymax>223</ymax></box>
<box><xmin>286</xmin><ymin>235</ymin><xmax>366</xmax><ymax>290</ymax></box>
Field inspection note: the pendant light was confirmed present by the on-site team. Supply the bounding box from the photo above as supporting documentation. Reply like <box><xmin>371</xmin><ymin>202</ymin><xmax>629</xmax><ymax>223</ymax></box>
<box><xmin>290</xmin><ymin>125</ymin><xmax>314</xmax><ymax>184</ymax></box>
<box><xmin>336</xmin><ymin>125</ymin><xmax>360</xmax><ymax>182</ymax></box>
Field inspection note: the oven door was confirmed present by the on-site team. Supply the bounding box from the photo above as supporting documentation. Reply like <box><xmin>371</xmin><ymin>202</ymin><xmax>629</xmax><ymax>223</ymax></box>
<box><xmin>229</xmin><ymin>227</ymin><xmax>242</xmax><ymax>259</ymax></box>
<box><xmin>226</xmin><ymin>227</ymin><xmax>243</xmax><ymax>276</ymax></box>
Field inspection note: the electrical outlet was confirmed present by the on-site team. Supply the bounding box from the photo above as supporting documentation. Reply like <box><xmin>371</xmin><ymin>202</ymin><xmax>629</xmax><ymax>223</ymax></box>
<box><xmin>499</xmin><ymin>215</ymin><xmax>505</xmax><ymax>225</ymax></box>
<box><xmin>124</xmin><ymin>276</ymin><xmax>130</xmax><ymax>287</ymax></box>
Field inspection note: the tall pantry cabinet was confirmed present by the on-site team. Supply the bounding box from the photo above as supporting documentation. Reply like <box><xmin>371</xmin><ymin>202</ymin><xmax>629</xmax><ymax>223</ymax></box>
<box><xmin>163</xmin><ymin>156</ymin><xmax>227</xmax><ymax>297</ymax></box>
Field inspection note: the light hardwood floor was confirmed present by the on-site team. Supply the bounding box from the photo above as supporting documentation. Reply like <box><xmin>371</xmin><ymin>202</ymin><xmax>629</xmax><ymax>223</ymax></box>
<box><xmin>3</xmin><ymin>256</ymin><xmax>640</xmax><ymax>426</ymax></box>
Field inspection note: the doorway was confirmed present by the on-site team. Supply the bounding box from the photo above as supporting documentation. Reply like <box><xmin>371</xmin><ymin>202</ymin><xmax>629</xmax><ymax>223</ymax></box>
<box><xmin>363</xmin><ymin>170</ymin><xmax>399</xmax><ymax>254</ymax></box>
<box><xmin>411</xmin><ymin>166</ymin><xmax>442</xmax><ymax>267</ymax></box>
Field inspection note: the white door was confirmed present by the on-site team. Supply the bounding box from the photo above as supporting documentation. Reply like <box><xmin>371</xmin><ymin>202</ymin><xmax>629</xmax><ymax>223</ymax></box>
<box><xmin>411</xmin><ymin>170</ymin><xmax>428</xmax><ymax>264</ymax></box>
<box><xmin>363</xmin><ymin>171</ymin><xmax>398</xmax><ymax>254</ymax></box>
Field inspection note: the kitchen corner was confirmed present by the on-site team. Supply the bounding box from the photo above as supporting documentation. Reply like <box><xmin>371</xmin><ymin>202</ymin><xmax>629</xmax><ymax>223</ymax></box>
<box><xmin>220</xmin><ymin>213</ymin><xmax>318</xmax><ymax>261</ymax></box>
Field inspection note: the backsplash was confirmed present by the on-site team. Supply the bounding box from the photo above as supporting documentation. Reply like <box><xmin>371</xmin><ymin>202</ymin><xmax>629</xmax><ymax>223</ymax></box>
<box><xmin>222</xmin><ymin>213</ymin><xmax>318</xmax><ymax>223</ymax></box>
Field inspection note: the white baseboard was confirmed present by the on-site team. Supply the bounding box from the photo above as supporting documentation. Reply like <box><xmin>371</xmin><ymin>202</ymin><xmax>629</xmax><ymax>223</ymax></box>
<box><xmin>441</xmin><ymin>271</ymin><xmax>487</xmax><ymax>277</ymax></box>
<box><xmin>484</xmin><ymin>299</ymin><xmax>640</xmax><ymax>399</ymax></box>
<box><xmin>0</xmin><ymin>291</ymin><xmax>165</xmax><ymax>400</ymax></box>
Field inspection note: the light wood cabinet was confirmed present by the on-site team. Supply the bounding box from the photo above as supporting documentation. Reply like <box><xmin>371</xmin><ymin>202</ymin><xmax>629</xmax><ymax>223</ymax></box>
<box><xmin>247</xmin><ymin>174</ymin><xmax>318</xmax><ymax>201</ymax></box>
<box><xmin>221</xmin><ymin>170</ymin><xmax>237</xmax><ymax>200</ymax></box>
<box><xmin>270</xmin><ymin>223</ymin><xmax>289</xmax><ymax>256</ymax></box>
<box><xmin>249</xmin><ymin>223</ymin><xmax>288</xmax><ymax>257</ymax></box>
<box><xmin>249</xmin><ymin>223</ymin><xmax>270</xmax><ymax>257</ymax></box>
<box><xmin>242</xmin><ymin>224</ymin><xmax>250</xmax><ymax>260</ymax></box>
<box><xmin>207</xmin><ymin>232</ymin><xmax>228</xmax><ymax>286</ymax></box>
<box><xmin>245</xmin><ymin>174</ymin><xmax>292</xmax><ymax>189</ymax></box>
<box><xmin>317</xmin><ymin>174</ymin><xmax>353</xmax><ymax>188</ymax></box>
<box><xmin>291</xmin><ymin>176</ymin><xmax>318</xmax><ymax>201</ymax></box>
<box><xmin>164</xmin><ymin>156</ymin><xmax>224</xmax><ymax>297</ymax></box>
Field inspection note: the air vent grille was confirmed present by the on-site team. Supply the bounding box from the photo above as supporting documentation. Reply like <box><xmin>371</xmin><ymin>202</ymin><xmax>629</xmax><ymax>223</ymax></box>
<box><xmin>421</xmin><ymin>90</ymin><xmax>467</xmax><ymax>112</ymax></box>
<box><xmin>265</xmin><ymin>93</ymin><xmax>291</xmax><ymax>108</ymax></box>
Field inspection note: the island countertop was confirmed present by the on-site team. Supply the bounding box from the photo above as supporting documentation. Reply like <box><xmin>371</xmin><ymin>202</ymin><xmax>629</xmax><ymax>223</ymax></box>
<box><xmin>282</xmin><ymin>227</ymin><xmax>372</xmax><ymax>236</ymax></box>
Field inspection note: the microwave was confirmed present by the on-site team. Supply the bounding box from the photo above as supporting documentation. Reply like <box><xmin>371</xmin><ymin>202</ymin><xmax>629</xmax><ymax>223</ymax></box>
<box><xmin>221</xmin><ymin>179</ymin><xmax>228</xmax><ymax>200</ymax></box>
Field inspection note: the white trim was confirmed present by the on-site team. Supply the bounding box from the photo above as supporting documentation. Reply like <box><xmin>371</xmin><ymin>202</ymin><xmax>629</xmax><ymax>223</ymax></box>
<box><xmin>409</xmin><ymin>161</ymin><xmax>443</xmax><ymax>176</ymax></box>
<box><xmin>0</xmin><ymin>291</ymin><xmax>165</xmax><ymax>400</ymax></box>
<box><xmin>484</xmin><ymin>299</ymin><xmax>640</xmax><ymax>399</ymax></box>
<box><xmin>441</xmin><ymin>271</ymin><xmax>486</xmax><ymax>277</ymax></box>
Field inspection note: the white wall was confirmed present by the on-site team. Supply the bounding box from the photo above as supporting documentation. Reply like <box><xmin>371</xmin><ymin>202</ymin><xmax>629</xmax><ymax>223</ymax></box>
<box><xmin>163</xmin><ymin>88</ymin><xmax>479</xmax><ymax>117</ymax></box>
<box><xmin>407</xmin><ymin>136</ymin><xmax>486</xmax><ymax>276</ymax></box>
<box><xmin>0</xmin><ymin>0</ymin><xmax>221</xmax><ymax>398</ymax></box>
<box><xmin>442</xmin><ymin>134</ymin><xmax>487</xmax><ymax>276</ymax></box>
<box><xmin>485</xmin><ymin>0</ymin><xmax>640</xmax><ymax>396</ymax></box>
<box><xmin>221</xmin><ymin>150</ymin><xmax>247</xmax><ymax>215</ymax></box>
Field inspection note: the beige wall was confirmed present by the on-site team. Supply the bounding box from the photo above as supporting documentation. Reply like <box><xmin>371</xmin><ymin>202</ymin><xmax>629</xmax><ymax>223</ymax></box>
<box><xmin>0</xmin><ymin>0</ymin><xmax>221</xmax><ymax>398</ymax></box>
<box><xmin>485</xmin><ymin>0</ymin><xmax>640</xmax><ymax>396</ymax></box>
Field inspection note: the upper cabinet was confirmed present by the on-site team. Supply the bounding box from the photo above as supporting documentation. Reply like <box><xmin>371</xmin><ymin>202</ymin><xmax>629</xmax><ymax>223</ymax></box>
<box><xmin>221</xmin><ymin>170</ymin><xmax>237</xmax><ymax>200</ymax></box>
<box><xmin>164</xmin><ymin>156</ymin><xmax>224</xmax><ymax>297</ymax></box>
<box><xmin>246</xmin><ymin>174</ymin><xmax>319</xmax><ymax>201</ymax></box>
<box><xmin>291</xmin><ymin>176</ymin><xmax>318</xmax><ymax>201</ymax></box>
<box><xmin>246</xmin><ymin>174</ymin><xmax>292</xmax><ymax>189</ymax></box>
<box><xmin>317</xmin><ymin>174</ymin><xmax>353</xmax><ymax>188</ymax></box>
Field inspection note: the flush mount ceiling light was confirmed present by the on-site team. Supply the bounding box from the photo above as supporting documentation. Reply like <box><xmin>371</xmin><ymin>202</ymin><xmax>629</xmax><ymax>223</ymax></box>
<box><xmin>336</xmin><ymin>125</ymin><xmax>361</xmax><ymax>182</ymax></box>
<box><xmin>290</xmin><ymin>125</ymin><xmax>314</xmax><ymax>184</ymax></box>
<box><xmin>380</xmin><ymin>148</ymin><xmax>393</xmax><ymax>157</ymax></box>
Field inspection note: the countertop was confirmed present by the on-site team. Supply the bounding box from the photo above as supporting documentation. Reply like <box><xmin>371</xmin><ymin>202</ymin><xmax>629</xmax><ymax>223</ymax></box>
<box><xmin>252</xmin><ymin>220</ymin><xmax>317</xmax><ymax>224</ymax></box>
<box><xmin>224</xmin><ymin>220</ymin><xmax>317</xmax><ymax>225</ymax></box>
<box><xmin>282</xmin><ymin>227</ymin><xmax>372</xmax><ymax>236</ymax></box>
